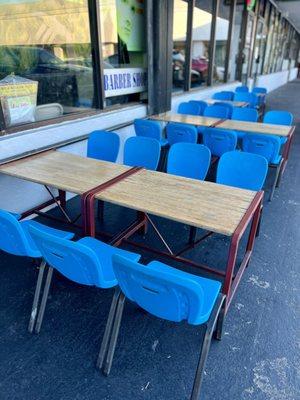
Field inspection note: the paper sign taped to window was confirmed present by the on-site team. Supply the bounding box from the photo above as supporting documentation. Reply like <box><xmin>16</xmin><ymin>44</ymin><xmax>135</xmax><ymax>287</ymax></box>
<box><xmin>0</xmin><ymin>75</ymin><xmax>38</xmax><ymax>127</ymax></box>
<box><xmin>104</xmin><ymin>68</ymin><xmax>147</xmax><ymax>97</ymax></box>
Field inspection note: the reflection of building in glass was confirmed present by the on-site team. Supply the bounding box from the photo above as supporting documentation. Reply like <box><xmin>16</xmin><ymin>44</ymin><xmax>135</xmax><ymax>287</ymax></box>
<box><xmin>172</xmin><ymin>2</ymin><xmax>229</xmax><ymax>86</ymax></box>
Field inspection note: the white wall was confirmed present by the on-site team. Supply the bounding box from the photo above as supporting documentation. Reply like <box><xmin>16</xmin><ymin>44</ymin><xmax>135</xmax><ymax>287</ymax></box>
<box><xmin>255</xmin><ymin>68</ymin><xmax>298</xmax><ymax>92</ymax></box>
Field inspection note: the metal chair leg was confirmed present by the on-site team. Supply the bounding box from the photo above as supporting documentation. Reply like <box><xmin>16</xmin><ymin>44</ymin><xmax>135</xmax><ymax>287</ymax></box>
<box><xmin>35</xmin><ymin>266</ymin><xmax>54</xmax><ymax>334</ymax></box>
<box><xmin>255</xmin><ymin>205</ymin><xmax>263</xmax><ymax>238</ymax></box>
<box><xmin>269</xmin><ymin>162</ymin><xmax>282</xmax><ymax>202</ymax></box>
<box><xmin>102</xmin><ymin>293</ymin><xmax>126</xmax><ymax>377</ymax></box>
<box><xmin>96</xmin><ymin>288</ymin><xmax>121</xmax><ymax>370</ymax></box>
<box><xmin>97</xmin><ymin>200</ymin><xmax>105</xmax><ymax>223</ymax></box>
<box><xmin>28</xmin><ymin>260</ymin><xmax>46</xmax><ymax>333</ymax></box>
<box><xmin>191</xmin><ymin>294</ymin><xmax>225</xmax><ymax>400</ymax></box>
<box><xmin>214</xmin><ymin>298</ymin><xmax>226</xmax><ymax>341</ymax></box>
<box><xmin>189</xmin><ymin>226</ymin><xmax>197</xmax><ymax>245</ymax></box>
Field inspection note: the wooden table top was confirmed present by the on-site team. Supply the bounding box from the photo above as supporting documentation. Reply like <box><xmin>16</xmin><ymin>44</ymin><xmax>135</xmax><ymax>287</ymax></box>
<box><xmin>217</xmin><ymin>119</ymin><xmax>293</xmax><ymax>137</ymax></box>
<box><xmin>150</xmin><ymin>113</ymin><xmax>220</xmax><ymax>127</ymax></box>
<box><xmin>205</xmin><ymin>99</ymin><xmax>248</xmax><ymax>107</ymax></box>
<box><xmin>0</xmin><ymin>151</ymin><xmax>130</xmax><ymax>195</ymax></box>
<box><xmin>97</xmin><ymin>169</ymin><xmax>256</xmax><ymax>236</ymax></box>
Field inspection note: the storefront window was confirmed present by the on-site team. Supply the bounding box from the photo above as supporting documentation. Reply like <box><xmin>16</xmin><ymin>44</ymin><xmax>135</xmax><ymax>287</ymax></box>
<box><xmin>251</xmin><ymin>18</ymin><xmax>265</xmax><ymax>79</ymax></box>
<box><xmin>228</xmin><ymin>4</ymin><xmax>243</xmax><ymax>82</ymax></box>
<box><xmin>190</xmin><ymin>0</ymin><xmax>213</xmax><ymax>88</ymax></box>
<box><xmin>281</xmin><ymin>22</ymin><xmax>291</xmax><ymax>71</ymax></box>
<box><xmin>100</xmin><ymin>0</ymin><xmax>147</xmax><ymax>105</ymax></box>
<box><xmin>214</xmin><ymin>0</ymin><xmax>230</xmax><ymax>83</ymax></box>
<box><xmin>269</xmin><ymin>11</ymin><xmax>279</xmax><ymax>74</ymax></box>
<box><xmin>0</xmin><ymin>0</ymin><xmax>94</xmax><ymax>128</ymax></box>
<box><xmin>290</xmin><ymin>30</ymin><xmax>299</xmax><ymax>69</ymax></box>
<box><xmin>172</xmin><ymin>0</ymin><xmax>188</xmax><ymax>91</ymax></box>
<box><xmin>263</xmin><ymin>6</ymin><xmax>275</xmax><ymax>74</ymax></box>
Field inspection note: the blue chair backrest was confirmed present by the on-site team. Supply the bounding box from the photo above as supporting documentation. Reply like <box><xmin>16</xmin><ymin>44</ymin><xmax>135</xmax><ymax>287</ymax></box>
<box><xmin>215</xmin><ymin>102</ymin><xmax>234</xmax><ymax>118</ymax></box>
<box><xmin>263</xmin><ymin>111</ymin><xmax>293</xmax><ymax>126</ymax></box>
<box><xmin>231</xmin><ymin>107</ymin><xmax>258</xmax><ymax>122</ymax></box>
<box><xmin>29</xmin><ymin>225</ymin><xmax>113</xmax><ymax>287</ymax></box>
<box><xmin>134</xmin><ymin>119</ymin><xmax>164</xmax><ymax>141</ymax></box>
<box><xmin>87</xmin><ymin>130</ymin><xmax>120</xmax><ymax>162</ymax></box>
<box><xmin>123</xmin><ymin>136</ymin><xmax>161</xmax><ymax>170</ymax></box>
<box><xmin>188</xmin><ymin>100</ymin><xmax>207</xmax><ymax>115</ymax></box>
<box><xmin>217</xmin><ymin>151</ymin><xmax>268</xmax><ymax>191</ymax></box>
<box><xmin>0</xmin><ymin>210</ymin><xmax>32</xmax><ymax>256</ymax></box>
<box><xmin>178</xmin><ymin>102</ymin><xmax>201</xmax><ymax>116</ymax></box>
<box><xmin>234</xmin><ymin>92</ymin><xmax>258</xmax><ymax>108</ymax></box>
<box><xmin>212</xmin><ymin>91</ymin><xmax>234</xmax><ymax>101</ymax></box>
<box><xmin>242</xmin><ymin>134</ymin><xmax>281</xmax><ymax>164</ymax></box>
<box><xmin>203</xmin><ymin>128</ymin><xmax>237</xmax><ymax>157</ymax></box>
<box><xmin>235</xmin><ymin>85</ymin><xmax>249</xmax><ymax>93</ymax></box>
<box><xmin>252</xmin><ymin>87</ymin><xmax>267</xmax><ymax>94</ymax></box>
<box><xmin>112</xmin><ymin>254</ymin><xmax>212</xmax><ymax>324</ymax></box>
<box><xmin>167</xmin><ymin>143</ymin><xmax>211</xmax><ymax>181</ymax></box>
<box><xmin>166</xmin><ymin>123</ymin><xmax>198</xmax><ymax>145</ymax></box>
<box><xmin>203</xmin><ymin>105</ymin><xmax>230</xmax><ymax>119</ymax></box>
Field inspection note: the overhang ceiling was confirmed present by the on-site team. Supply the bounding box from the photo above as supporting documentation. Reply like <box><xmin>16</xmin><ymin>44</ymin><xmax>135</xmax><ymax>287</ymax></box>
<box><xmin>275</xmin><ymin>1</ymin><xmax>300</xmax><ymax>32</ymax></box>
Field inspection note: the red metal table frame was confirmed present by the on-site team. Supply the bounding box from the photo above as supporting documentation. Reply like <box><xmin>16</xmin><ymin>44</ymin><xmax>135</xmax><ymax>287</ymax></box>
<box><xmin>84</xmin><ymin>173</ymin><xmax>264</xmax><ymax>314</ymax></box>
<box><xmin>280</xmin><ymin>126</ymin><xmax>295</xmax><ymax>178</ymax></box>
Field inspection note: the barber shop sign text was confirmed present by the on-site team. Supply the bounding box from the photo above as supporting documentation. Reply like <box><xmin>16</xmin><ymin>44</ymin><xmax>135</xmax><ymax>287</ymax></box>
<box><xmin>104</xmin><ymin>68</ymin><xmax>147</xmax><ymax>97</ymax></box>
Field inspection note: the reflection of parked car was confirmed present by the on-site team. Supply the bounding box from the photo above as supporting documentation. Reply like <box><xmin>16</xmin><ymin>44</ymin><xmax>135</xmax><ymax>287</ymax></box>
<box><xmin>0</xmin><ymin>46</ymin><xmax>94</xmax><ymax>107</ymax></box>
<box><xmin>172</xmin><ymin>50</ymin><xmax>206</xmax><ymax>87</ymax></box>
<box><xmin>192</xmin><ymin>57</ymin><xmax>209</xmax><ymax>83</ymax></box>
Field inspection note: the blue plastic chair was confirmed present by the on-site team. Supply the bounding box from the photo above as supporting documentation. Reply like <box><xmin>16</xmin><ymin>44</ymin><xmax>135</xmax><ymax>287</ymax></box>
<box><xmin>232</xmin><ymin>107</ymin><xmax>258</xmax><ymax>122</ymax></box>
<box><xmin>217</xmin><ymin>150</ymin><xmax>268</xmax><ymax>191</ymax></box>
<box><xmin>252</xmin><ymin>87</ymin><xmax>267</xmax><ymax>106</ymax></box>
<box><xmin>203</xmin><ymin>128</ymin><xmax>237</xmax><ymax>157</ymax></box>
<box><xmin>123</xmin><ymin>136</ymin><xmax>161</xmax><ymax>171</ymax></box>
<box><xmin>167</xmin><ymin>143</ymin><xmax>211</xmax><ymax>180</ymax></box>
<box><xmin>252</xmin><ymin>87</ymin><xmax>267</xmax><ymax>95</ymax></box>
<box><xmin>87</xmin><ymin>130</ymin><xmax>120</xmax><ymax>162</ymax></box>
<box><xmin>215</xmin><ymin>102</ymin><xmax>234</xmax><ymax>118</ymax></box>
<box><xmin>178</xmin><ymin>102</ymin><xmax>201</xmax><ymax>116</ymax></box>
<box><xmin>263</xmin><ymin>110</ymin><xmax>293</xmax><ymax>126</ymax></box>
<box><xmin>28</xmin><ymin>225</ymin><xmax>140</xmax><ymax>336</ymax></box>
<box><xmin>234</xmin><ymin>92</ymin><xmax>258</xmax><ymax>108</ymax></box>
<box><xmin>235</xmin><ymin>85</ymin><xmax>249</xmax><ymax>93</ymax></box>
<box><xmin>98</xmin><ymin>254</ymin><xmax>225</xmax><ymax>400</ymax></box>
<box><xmin>188</xmin><ymin>100</ymin><xmax>208</xmax><ymax>115</ymax></box>
<box><xmin>0</xmin><ymin>209</ymin><xmax>74</xmax><ymax>332</ymax></box>
<box><xmin>243</xmin><ymin>134</ymin><xmax>282</xmax><ymax>201</ymax></box>
<box><xmin>166</xmin><ymin>123</ymin><xmax>198</xmax><ymax>145</ymax></box>
<box><xmin>212</xmin><ymin>91</ymin><xmax>234</xmax><ymax>101</ymax></box>
<box><xmin>134</xmin><ymin>119</ymin><xmax>168</xmax><ymax>147</ymax></box>
<box><xmin>263</xmin><ymin>111</ymin><xmax>293</xmax><ymax>146</ymax></box>
<box><xmin>231</xmin><ymin>107</ymin><xmax>259</xmax><ymax>139</ymax></box>
<box><xmin>203</xmin><ymin>105</ymin><xmax>230</xmax><ymax>119</ymax></box>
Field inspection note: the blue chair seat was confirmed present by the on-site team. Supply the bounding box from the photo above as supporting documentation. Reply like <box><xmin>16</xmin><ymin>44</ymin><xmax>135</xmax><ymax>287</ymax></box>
<box><xmin>78</xmin><ymin>237</ymin><xmax>141</xmax><ymax>288</ymax></box>
<box><xmin>147</xmin><ymin>260</ymin><xmax>221</xmax><ymax>325</ymax></box>
<box><xmin>21</xmin><ymin>220</ymin><xmax>74</xmax><ymax>258</ymax></box>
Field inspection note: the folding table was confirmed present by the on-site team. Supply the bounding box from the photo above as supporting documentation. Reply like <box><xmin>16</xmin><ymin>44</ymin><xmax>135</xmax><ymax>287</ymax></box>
<box><xmin>88</xmin><ymin>169</ymin><xmax>263</xmax><ymax>313</ymax></box>
<box><xmin>0</xmin><ymin>150</ymin><xmax>146</xmax><ymax>237</ymax></box>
